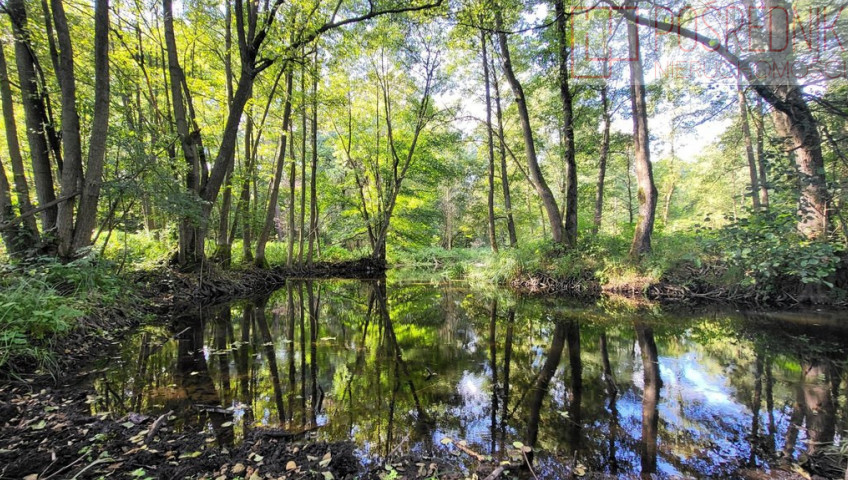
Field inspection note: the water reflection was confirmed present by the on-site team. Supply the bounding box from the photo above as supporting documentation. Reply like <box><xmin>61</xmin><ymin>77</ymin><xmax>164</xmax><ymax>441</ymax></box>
<box><xmin>92</xmin><ymin>280</ymin><xmax>848</xmax><ymax>477</ymax></box>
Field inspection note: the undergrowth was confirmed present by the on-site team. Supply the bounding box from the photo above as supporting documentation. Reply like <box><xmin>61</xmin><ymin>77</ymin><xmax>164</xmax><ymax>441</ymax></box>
<box><xmin>0</xmin><ymin>254</ymin><xmax>131</xmax><ymax>375</ymax></box>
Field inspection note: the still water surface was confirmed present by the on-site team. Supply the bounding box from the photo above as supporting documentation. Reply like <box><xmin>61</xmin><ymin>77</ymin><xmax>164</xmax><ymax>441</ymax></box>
<box><xmin>92</xmin><ymin>279</ymin><xmax>848</xmax><ymax>478</ymax></box>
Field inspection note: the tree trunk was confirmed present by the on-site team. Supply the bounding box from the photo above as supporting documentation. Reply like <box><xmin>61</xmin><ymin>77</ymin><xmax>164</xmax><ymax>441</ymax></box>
<box><xmin>51</xmin><ymin>0</ymin><xmax>84</xmax><ymax>258</ymax></box>
<box><xmin>287</xmin><ymin>121</ymin><xmax>296</xmax><ymax>268</ymax></box>
<box><xmin>482</xmin><ymin>31</ymin><xmax>498</xmax><ymax>253</ymax></box>
<box><xmin>738</xmin><ymin>84</ymin><xmax>761</xmax><ymax>212</ymax></box>
<box><xmin>626</xmin><ymin>14</ymin><xmax>658</xmax><ymax>257</ymax></box>
<box><xmin>163</xmin><ymin>0</ymin><xmax>205</xmax><ymax>265</ymax></box>
<box><xmin>213</xmin><ymin>0</ymin><xmax>235</xmax><ymax>266</ymax></box>
<box><xmin>777</xmin><ymin>88</ymin><xmax>828</xmax><ymax>238</ymax></box>
<box><xmin>490</xmin><ymin>44</ymin><xmax>517</xmax><ymax>247</ymax></box>
<box><xmin>255</xmin><ymin>71</ymin><xmax>294</xmax><ymax>267</ymax></box>
<box><xmin>593</xmin><ymin>84</ymin><xmax>610</xmax><ymax>234</ymax></box>
<box><xmin>555</xmin><ymin>0</ymin><xmax>577</xmax><ymax>247</ymax></box>
<box><xmin>7</xmin><ymin>0</ymin><xmax>58</xmax><ymax>232</ymax></box>
<box><xmin>494</xmin><ymin>7</ymin><xmax>564</xmax><ymax>244</ymax></box>
<box><xmin>0</xmin><ymin>157</ymin><xmax>27</xmax><ymax>256</ymax></box>
<box><xmin>625</xmin><ymin>147</ymin><xmax>634</xmax><ymax>225</ymax></box>
<box><xmin>307</xmin><ymin>49</ymin><xmax>319</xmax><ymax>268</ymax></box>
<box><xmin>298</xmin><ymin>61</ymin><xmax>307</xmax><ymax>266</ymax></box>
<box><xmin>239</xmin><ymin>113</ymin><xmax>255</xmax><ymax>262</ymax></box>
<box><xmin>71</xmin><ymin>0</ymin><xmax>110</xmax><ymax>252</ymax></box>
<box><xmin>754</xmin><ymin>97</ymin><xmax>769</xmax><ymax>209</ymax></box>
<box><xmin>213</xmin><ymin>162</ymin><xmax>234</xmax><ymax>266</ymax></box>
<box><xmin>0</xmin><ymin>40</ymin><xmax>39</xmax><ymax>239</ymax></box>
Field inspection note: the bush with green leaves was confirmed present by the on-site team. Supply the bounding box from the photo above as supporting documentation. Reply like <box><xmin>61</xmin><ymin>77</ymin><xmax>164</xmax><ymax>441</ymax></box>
<box><xmin>0</xmin><ymin>254</ymin><xmax>129</xmax><ymax>374</ymax></box>
<box><xmin>708</xmin><ymin>211</ymin><xmax>844</xmax><ymax>292</ymax></box>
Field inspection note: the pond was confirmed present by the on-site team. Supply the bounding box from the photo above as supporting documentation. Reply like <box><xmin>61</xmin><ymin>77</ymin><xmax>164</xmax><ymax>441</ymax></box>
<box><xmin>90</xmin><ymin>279</ymin><xmax>848</xmax><ymax>478</ymax></box>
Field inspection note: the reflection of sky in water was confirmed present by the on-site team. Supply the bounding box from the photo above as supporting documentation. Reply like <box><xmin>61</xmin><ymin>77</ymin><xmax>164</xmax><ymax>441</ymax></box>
<box><xmin>93</xmin><ymin>281</ymin><xmax>848</xmax><ymax>478</ymax></box>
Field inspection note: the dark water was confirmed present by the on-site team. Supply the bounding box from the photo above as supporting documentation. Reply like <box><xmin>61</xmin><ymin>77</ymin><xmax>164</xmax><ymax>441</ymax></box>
<box><xmin>91</xmin><ymin>279</ymin><xmax>848</xmax><ymax>478</ymax></box>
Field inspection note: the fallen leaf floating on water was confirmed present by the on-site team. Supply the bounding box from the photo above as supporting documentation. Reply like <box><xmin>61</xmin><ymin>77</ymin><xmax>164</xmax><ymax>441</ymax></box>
<box><xmin>440</xmin><ymin>437</ymin><xmax>453</xmax><ymax>445</ymax></box>
<box><xmin>574</xmin><ymin>463</ymin><xmax>587</xmax><ymax>476</ymax></box>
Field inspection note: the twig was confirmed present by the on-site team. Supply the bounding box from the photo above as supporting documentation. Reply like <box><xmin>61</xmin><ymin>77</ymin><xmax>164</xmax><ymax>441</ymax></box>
<box><xmin>386</xmin><ymin>433</ymin><xmax>410</xmax><ymax>459</ymax></box>
<box><xmin>455</xmin><ymin>442</ymin><xmax>485</xmax><ymax>461</ymax></box>
<box><xmin>41</xmin><ymin>452</ymin><xmax>87</xmax><ymax>480</ymax></box>
<box><xmin>483</xmin><ymin>466</ymin><xmax>506</xmax><ymax>480</ymax></box>
<box><xmin>521</xmin><ymin>448</ymin><xmax>538</xmax><ymax>480</ymax></box>
<box><xmin>145</xmin><ymin>409</ymin><xmax>174</xmax><ymax>444</ymax></box>
<box><xmin>69</xmin><ymin>457</ymin><xmax>116</xmax><ymax>480</ymax></box>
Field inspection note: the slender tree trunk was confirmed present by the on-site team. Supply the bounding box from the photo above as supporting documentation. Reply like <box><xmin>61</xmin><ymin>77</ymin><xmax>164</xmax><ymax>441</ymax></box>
<box><xmin>0</xmin><ymin>157</ymin><xmax>26</xmax><ymax>256</ymax></box>
<box><xmin>214</xmin><ymin>162</ymin><xmax>234</xmax><ymax>266</ymax></box>
<box><xmin>298</xmin><ymin>61</ymin><xmax>307</xmax><ymax>266</ymax></box>
<box><xmin>490</xmin><ymin>45</ymin><xmax>517</xmax><ymax>247</ymax></box>
<box><xmin>287</xmin><ymin>119</ymin><xmax>297</xmax><ymax>268</ymax></box>
<box><xmin>255</xmin><ymin>72</ymin><xmax>294</xmax><ymax>267</ymax></box>
<box><xmin>738</xmin><ymin>84</ymin><xmax>761</xmax><ymax>211</ymax></box>
<box><xmin>626</xmin><ymin>147</ymin><xmax>634</xmax><ymax>225</ymax></box>
<box><xmin>494</xmin><ymin>7</ymin><xmax>564</xmax><ymax>244</ymax></box>
<box><xmin>37</xmin><ymin>0</ymin><xmax>63</xmax><ymax>176</ymax></box>
<box><xmin>555</xmin><ymin>0</ymin><xmax>578</xmax><ymax>247</ymax></box>
<box><xmin>0</xmin><ymin>41</ymin><xmax>38</xmax><ymax>239</ymax></box>
<box><xmin>214</xmin><ymin>3</ymin><xmax>235</xmax><ymax>266</ymax></box>
<box><xmin>593</xmin><ymin>84</ymin><xmax>610</xmax><ymax>235</ymax></box>
<box><xmin>626</xmin><ymin>13</ymin><xmax>658</xmax><ymax>257</ymax></box>
<box><xmin>240</xmin><ymin>113</ymin><xmax>254</xmax><ymax>262</ymax></box>
<box><xmin>7</xmin><ymin>0</ymin><xmax>57</xmax><ymax>232</ymax></box>
<box><xmin>482</xmin><ymin>31</ymin><xmax>498</xmax><ymax>253</ymax></box>
<box><xmin>71</xmin><ymin>0</ymin><xmax>110</xmax><ymax>252</ymax></box>
<box><xmin>307</xmin><ymin>49</ymin><xmax>319</xmax><ymax>268</ymax></box>
<box><xmin>754</xmin><ymin>97</ymin><xmax>769</xmax><ymax>209</ymax></box>
<box><xmin>51</xmin><ymin>0</ymin><xmax>85</xmax><ymax>257</ymax></box>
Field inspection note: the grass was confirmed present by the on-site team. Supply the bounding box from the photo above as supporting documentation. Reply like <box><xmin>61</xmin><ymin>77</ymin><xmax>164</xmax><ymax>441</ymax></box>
<box><xmin>391</xmin><ymin>232</ymin><xmax>710</xmax><ymax>292</ymax></box>
<box><xmin>0</xmin><ymin>255</ymin><xmax>132</xmax><ymax>374</ymax></box>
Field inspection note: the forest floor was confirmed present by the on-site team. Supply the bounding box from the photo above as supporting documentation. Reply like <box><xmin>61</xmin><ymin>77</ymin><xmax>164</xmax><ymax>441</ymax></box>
<box><xmin>0</xmin><ymin>259</ymin><xmax>837</xmax><ymax>479</ymax></box>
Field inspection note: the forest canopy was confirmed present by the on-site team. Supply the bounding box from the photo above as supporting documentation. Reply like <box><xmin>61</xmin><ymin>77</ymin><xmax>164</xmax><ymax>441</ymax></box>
<box><xmin>0</xmin><ymin>0</ymin><xmax>845</xmax><ymax>287</ymax></box>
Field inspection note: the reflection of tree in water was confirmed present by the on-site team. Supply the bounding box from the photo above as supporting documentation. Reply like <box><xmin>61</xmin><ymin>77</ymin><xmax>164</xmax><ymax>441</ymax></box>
<box><xmin>170</xmin><ymin>308</ymin><xmax>235</xmax><ymax>446</ymax></box>
<box><xmin>91</xmin><ymin>281</ymin><xmax>848</xmax><ymax>478</ymax></box>
<box><xmin>635</xmin><ymin>321</ymin><xmax>661</xmax><ymax>477</ymax></box>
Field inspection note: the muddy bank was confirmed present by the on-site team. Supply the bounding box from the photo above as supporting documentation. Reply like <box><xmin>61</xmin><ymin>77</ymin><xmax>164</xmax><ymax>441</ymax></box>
<box><xmin>142</xmin><ymin>258</ymin><xmax>385</xmax><ymax>307</ymax></box>
<box><xmin>0</xmin><ymin>381</ymin><xmax>525</xmax><ymax>479</ymax></box>
<box><xmin>507</xmin><ymin>269</ymin><xmax>847</xmax><ymax>308</ymax></box>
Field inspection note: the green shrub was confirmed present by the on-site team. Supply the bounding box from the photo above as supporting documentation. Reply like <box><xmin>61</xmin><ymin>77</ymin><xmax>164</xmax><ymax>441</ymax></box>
<box><xmin>707</xmin><ymin>211</ymin><xmax>844</xmax><ymax>292</ymax></box>
<box><xmin>0</xmin><ymin>272</ymin><xmax>84</xmax><ymax>371</ymax></box>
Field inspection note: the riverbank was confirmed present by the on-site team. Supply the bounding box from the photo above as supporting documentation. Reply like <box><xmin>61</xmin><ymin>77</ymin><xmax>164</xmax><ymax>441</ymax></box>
<box><xmin>394</xmin><ymin>238</ymin><xmax>848</xmax><ymax>307</ymax></box>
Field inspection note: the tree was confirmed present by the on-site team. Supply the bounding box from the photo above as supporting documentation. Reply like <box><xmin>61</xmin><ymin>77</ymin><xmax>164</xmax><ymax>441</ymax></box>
<box><xmin>738</xmin><ymin>85</ymin><xmax>761</xmax><ymax>211</ymax></box>
<box><xmin>624</xmin><ymin>7</ymin><xmax>657</xmax><ymax>257</ymax></box>
<box><xmin>611</xmin><ymin>0</ymin><xmax>830</xmax><ymax>239</ymax></box>
<box><xmin>5</xmin><ymin>0</ymin><xmax>58</xmax><ymax>233</ymax></box>
<box><xmin>494</xmin><ymin>4</ymin><xmax>565</xmax><ymax>245</ymax></box>
<box><xmin>554</xmin><ymin>0</ymin><xmax>577</xmax><ymax>247</ymax></box>
<box><xmin>70</xmin><ymin>0</ymin><xmax>110</xmax><ymax>252</ymax></box>
<box><xmin>0</xmin><ymin>40</ymin><xmax>38</xmax><ymax>241</ymax></box>
<box><xmin>593</xmin><ymin>83</ymin><xmax>611</xmax><ymax>234</ymax></box>
<box><xmin>482</xmin><ymin>30</ymin><xmax>498</xmax><ymax>253</ymax></box>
